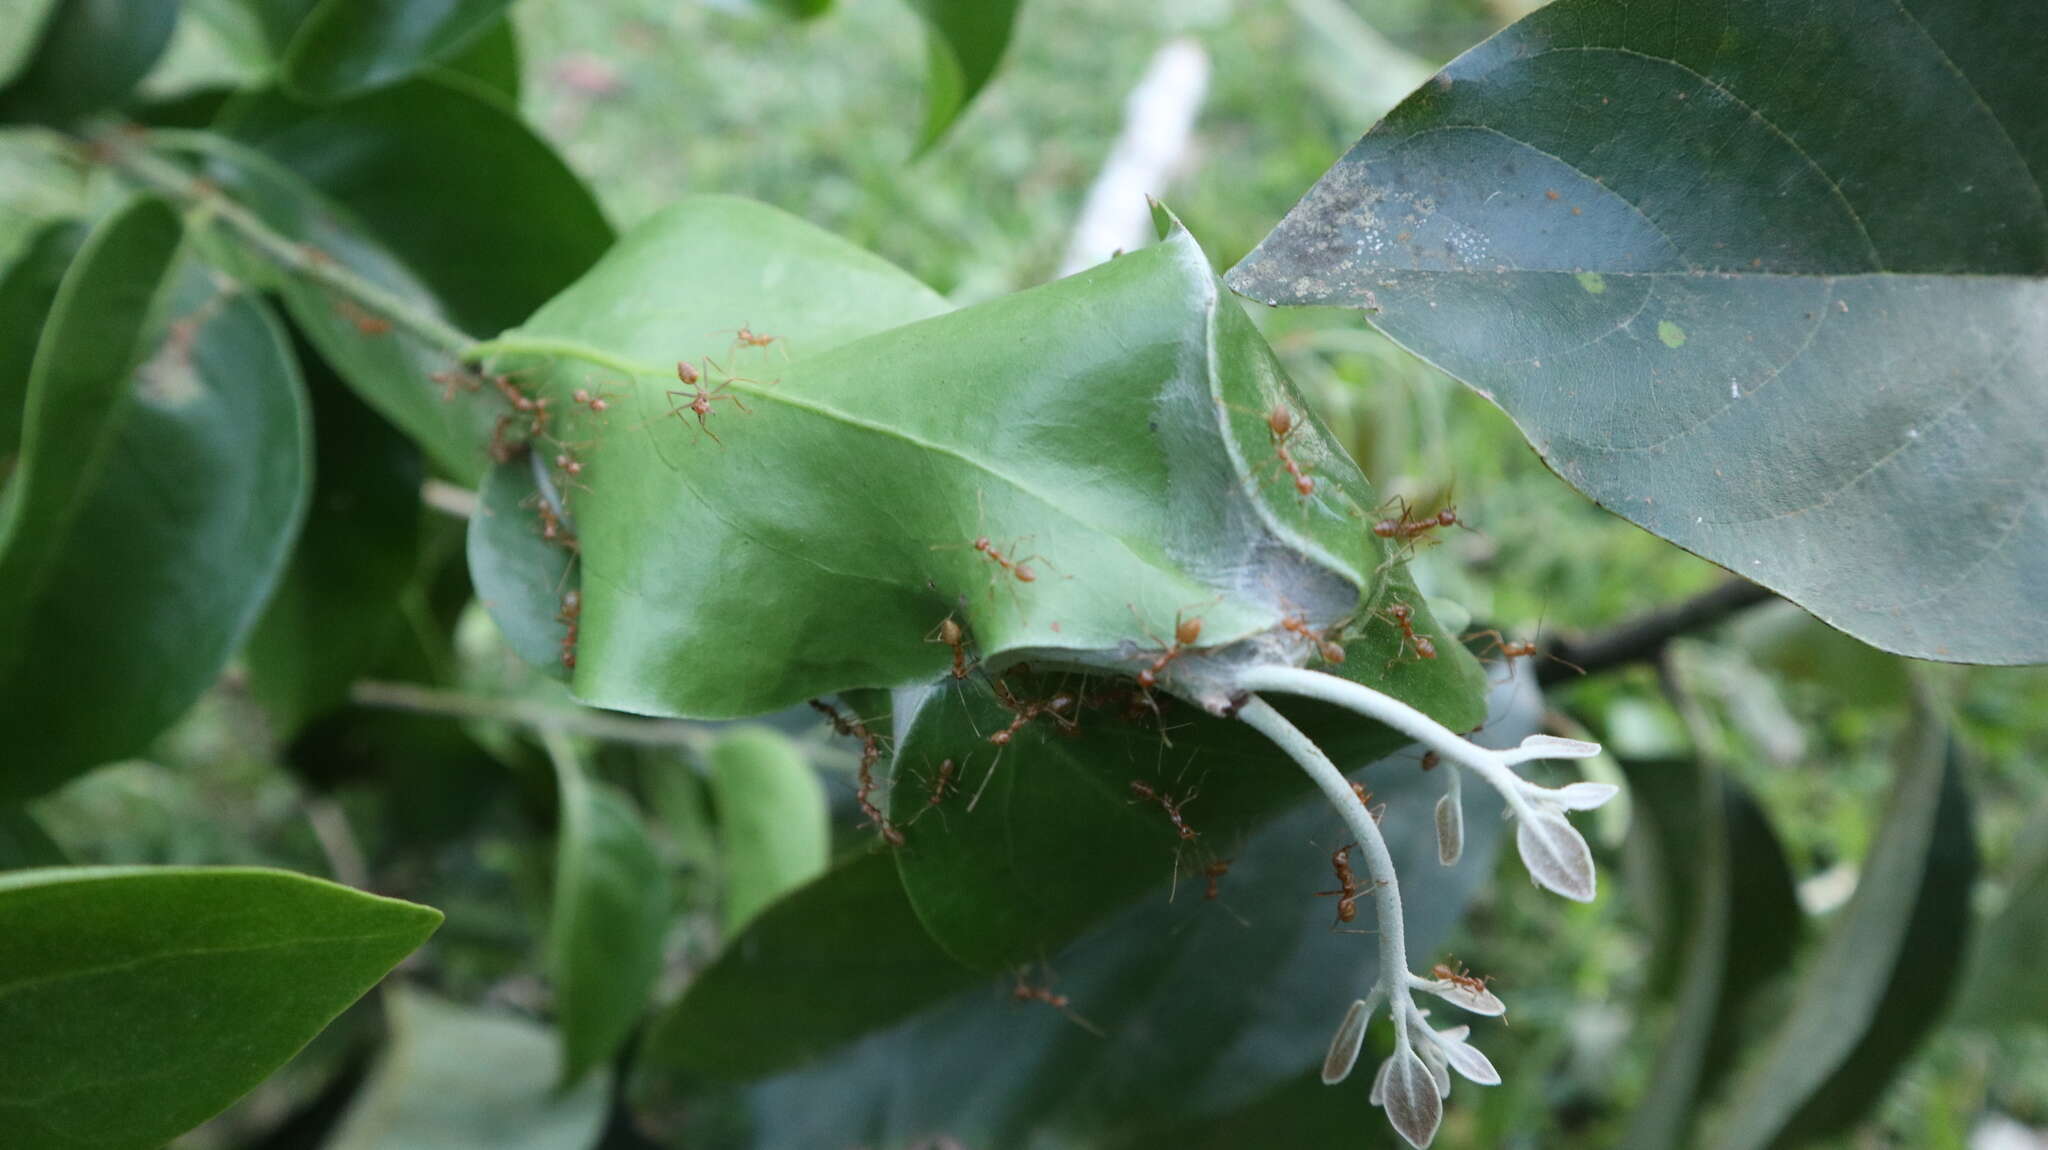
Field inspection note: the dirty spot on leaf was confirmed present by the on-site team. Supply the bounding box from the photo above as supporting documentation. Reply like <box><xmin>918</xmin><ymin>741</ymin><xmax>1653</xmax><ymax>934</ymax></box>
<box><xmin>1657</xmin><ymin>320</ymin><xmax>1687</xmax><ymax>348</ymax></box>
<box><xmin>1576</xmin><ymin>272</ymin><xmax>1606</xmax><ymax>295</ymax></box>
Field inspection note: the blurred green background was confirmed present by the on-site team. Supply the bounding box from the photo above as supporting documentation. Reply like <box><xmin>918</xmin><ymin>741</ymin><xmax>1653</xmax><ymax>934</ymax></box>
<box><xmin>51</xmin><ymin>0</ymin><xmax>2048</xmax><ymax>1144</ymax></box>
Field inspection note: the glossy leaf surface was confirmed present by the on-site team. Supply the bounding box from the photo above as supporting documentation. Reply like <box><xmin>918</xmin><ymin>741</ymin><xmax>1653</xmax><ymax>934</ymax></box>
<box><xmin>0</xmin><ymin>0</ymin><xmax>175</xmax><ymax>125</ymax></box>
<box><xmin>709</xmin><ymin>725</ymin><xmax>830</xmax><ymax>934</ymax></box>
<box><xmin>0</xmin><ymin>866</ymin><xmax>441</xmax><ymax>1150</ymax></box>
<box><xmin>1228</xmin><ymin>0</ymin><xmax>2048</xmax><ymax>664</ymax></box>
<box><xmin>907</xmin><ymin>0</ymin><xmax>1021</xmax><ymax>149</ymax></box>
<box><xmin>279</xmin><ymin>0</ymin><xmax>515</xmax><ymax>102</ymax></box>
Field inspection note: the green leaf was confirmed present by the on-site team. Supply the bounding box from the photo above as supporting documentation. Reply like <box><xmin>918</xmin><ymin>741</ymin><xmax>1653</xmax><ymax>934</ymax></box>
<box><xmin>432</xmin><ymin>14</ymin><xmax>518</xmax><ymax>106</ymax></box>
<box><xmin>174</xmin><ymin>135</ymin><xmax>494</xmax><ymax>480</ymax></box>
<box><xmin>467</xmin><ymin>457</ymin><xmax>579</xmax><ymax>679</ymax></box>
<box><xmin>219</xmin><ymin>74</ymin><xmax>611</xmax><ymax>335</ymax></box>
<box><xmin>1954</xmin><ymin>800</ymin><xmax>2048</xmax><ymax>1029</ymax></box>
<box><xmin>636</xmin><ymin>724</ymin><xmax>1507</xmax><ymax>1143</ymax></box>
<box><xmin>326</xmin><ymin>988</ymin><xmax>608</xmax><ymax>1150</ymax></box>
<box><xmin>1712</xmin><ymin>704</ymin><xmax>1977</xmax><ymax>1149</ymax></box>
<box><xmin>907</xmin><ymin>0</ymin><xmax>1020</xmax><ymax>150</ymax></box>
<box><xmin>278</xmin><ymin>0</ymin><xmax>515</xmax><ymax>103</ymax></box>
<box><xmin>0</xmin><ymin>218</ymin><xmax>86</xmax><ymax>463</ymax></box>
<box><xmin>0</xmin><ymin>865</ymin><xmax>441</xmax><ymax>1150</ymax></box>
<box><xmin>887</xmin><ymin>657</ymin><xmax>1481</xmax><ymax>971</ymax></box>
<box><xmin>757</xmin><ymin>0</ymin><xmax>833</xmax><ymax>19</ymax></box>
<box><xmin>708</xmin><ymin>725</ymin><xmax>830</xmax><ymax>935</ymax></box>
<box><xmin>0</xmin><ymin>0</ymin><xmax>60</xmax><ymax>89</ymax></box>
<box><xmin>0</xmin><ymin>200</ymin><xmax>312</xmax><ymax>799</ymax></box>
<box><xmin>244</xmin><ymin>339</ymin><xmax>425</xmax><ymax>735</ymax></box>
<box><xmin>1227</xmin><ymin>0</ymin><xmax>2048</xmax><ymax>665</ymax></box>
<box><xmin>546</xmin><ymin>733</ymin><xmax>668</xmax><ymax>1087</ymax></box>
<box><xmin>1620</xmin><ymin>760</ymin><xmax>1801</xmax><ymax>1148</ymax></box>
<box><xmin>0</xmin><ymin>808</ymin><xmax>64</xmax><ymax>869</ymax></box>
<box><xmin>491</xmin><ymin>200</ymin><xmax>1480</xmax><ymax>736</ymax></box>
<box><xmin>0</xmin><ymin>0</ymin><xmax>177</xmax><ymax>125</ymax></box>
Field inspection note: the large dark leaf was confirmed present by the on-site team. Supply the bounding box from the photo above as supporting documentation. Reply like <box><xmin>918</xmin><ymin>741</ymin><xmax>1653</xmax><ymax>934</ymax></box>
<box><xmin>243</xmin><ymin>338</ymin><xmax>425</xmax><ymax>735</ymax></box>
<box><xmin>0</xmin><ymin>200</ymin><xmax>312</xmax><ymax>799</ymax></box>
<box><xmin>907</xmin><ymin>0</ymin><xmax>1021</xmax><ymax>150</ymax></box>
<box><xmin>0</xmin><ymin>218</ymin><xmax>85</xmax><ymax>463</ymax></box>
<box><xmin>707</xmin><ymin>725</ymin><xmax>829</xmax><ymax>935</ymax></box>
<box><xmin>545</xmin><ymin>733</ymin><xmax>668</xmax><ymax>1088</ymax></box>
<box><xmin>634</xmin><ymin>713</ymin><xmax>1511</xmax><ymax>1147</ymax></box>
<box><xmin>1228</xmin><ymin>0</ymin><xmax>2048</xmax><ymax>664</ymax></box>
<box><xmin>487</xmin><ymin>201</ymin><xmax>1481</xmax><ymax>732</ymax></box>
<box><xmin>219</xmin><ymin>75</ymin><xmax>611</xmax><ymax>335</ymax></box>
<box><xmin>0</xmin><ymin>866</ymin><xmax>441</xmax><ymax>1150</ymax></box>
<box><xmin>1710</xmin><ymin>703</ymin><xmax>1977</xmax><ymax>1148</ymax></box>
<box><xmin>1620</xmin><ymin>759</ymin><xmax>1800</xmax><ymax>1148</ymax></box>
<box><xmin>0</xmin><ymin>0</ymin><xmax>176</xmax><ymax>125</ymax></box>
<box><xmin>1953</xmin><ymin>800</ymin><xmax>2048</xmax><ymax>1029</ymax></box>
<box><xmin>169</xmin><ymin>134</ymin><xmax>495</xmax><ymax>480</ymax></box>
<box><xmin>276</xmin><ymin>0</ymin><xmax>515</xmax><ymax>103</ymax></box>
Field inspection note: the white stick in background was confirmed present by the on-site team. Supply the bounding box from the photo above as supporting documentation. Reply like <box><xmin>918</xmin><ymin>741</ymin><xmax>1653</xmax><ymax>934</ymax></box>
<box><xmin>1057</xmin><ymin>37</ymin><xmax>1211</xmax><ymax>277</ymax></box>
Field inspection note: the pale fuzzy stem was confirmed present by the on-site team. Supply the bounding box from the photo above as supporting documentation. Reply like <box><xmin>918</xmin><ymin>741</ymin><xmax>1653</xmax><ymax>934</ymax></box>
<box><xmin>1233</xmin><ymin>665</ymin><xmax>1540</xmax><ymax>821</ymax></box>
<box><xmin>1234</xmin><ymin>694</ymin><xmax>1422</xmax><ymax>1053</ymax></box>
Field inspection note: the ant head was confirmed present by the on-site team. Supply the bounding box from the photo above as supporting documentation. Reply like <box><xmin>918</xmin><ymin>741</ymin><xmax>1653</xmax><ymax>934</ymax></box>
<box><xmin>1436</xmin><ymin>508</ymin><xmax>1458</xmax><ymax>527</ymax></box>
<box><xmin>1389</xmin><ymin>603</ymin><xmax>1413</xmax><ymax>622</ymax></box>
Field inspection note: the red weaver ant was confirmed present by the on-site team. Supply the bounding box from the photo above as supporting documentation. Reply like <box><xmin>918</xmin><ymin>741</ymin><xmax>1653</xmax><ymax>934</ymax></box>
<box><xmin>1349</xmin><ymin>781</ymin><xmax>1386</xmax><ymax>825</ymax></box>
<box><xmin>1377</xmin><ymin>602</ymin><xmax>1437</xmax><ymax>663</ymax></box>
<box><xmin>1129</xmin><ymin>778</ymin><xmax>1199</xmax><ymax>841</ymax></box>
<box><xmin>1203</xmin><ymin>857</ymin><xmax>1233</xmax><ymax>901</ymax></box>
<box><xmin>928</xmin><ymin>759</ymin><xmax>957</xmax><ymax>807</ymax></box>
<box><xmin>988</xmin><ymin>679</ymin><xmax>1080</xmax><ymax>746</ymax></box>
<box><xmin>530</xmin><ymin>496</ymin><xmax>578</xmax><ymax>551</ymax></box>
<box><xmin>1431</xmin><ymin>958</ymin><xmax>1493</xmax><ymax>996</ymax></box>
<box><xmin>1318</xmin><ymin>843</ymin><xmax>1362</xmax><ymax>924</ymax></box>
<box><xmin>432</xmin><ymin>368</ymin><xmax>483</xmax><ymax>402</ymax></box>
<box><xmin>557</xmin><ymin>589</ymin><xmax>581</xmax><ymax>670</ymax></box>
<box><xmin>808</xmin><ymin>699</ymin><xmax>903</xmax><ymax>848</ymax></box>
<box><xmin>1420</xmin><ymin>750</ymin><xmax>1440</xmax><ymax>771</ymax></box>
<box><xmin>718</xmin><ymin>323</ymin><xmax>787</xmax><ymax>360</ymax></box>
<box><xmin>1372</xmin><ymin>496</ymin><xmax>1463</xmax><ymax>543</ymax></box>
<box><xmin>1131</xmin><ymin>606</ymin><xmax>1205</xmax><ymax>690</ymax></box>
<box><xmin>1464</xmin><ymin>629</ymin><xmax>1585</xmax><ymax>677</ymax></box>
<box><xmin>1011</xmin><ymin>969</ymin><xmax>1105</xmax><ymax>1036</ymax></box>
<box><xmin>1281</xmin><ymin>613</ymin><xmax>1347</xmax><ymax>665</ymax></box>
<box><xmin>570</xmin><ymin>385</ymin><xmax>615</xmax><ymax>417</ymax></box>
<box><xmin>668</xmin><ymin>359</ymin><xmax>755</xmax><ymax>445</ymax></box>
<box><xmin>1262</xmin><ymin>404</ymin><xmax>1316</xmax><ymax>497</ymax></box>
<box><xmin>927</xmin><ymin>616</ymin><xmax>975</xmax><ymax>679</ymax></box>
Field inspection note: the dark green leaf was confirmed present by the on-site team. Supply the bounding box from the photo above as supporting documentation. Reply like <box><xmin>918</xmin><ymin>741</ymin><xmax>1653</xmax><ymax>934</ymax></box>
<box><xmin>1712</xmin><ymin>705</ymin><xmax>1977</xmax><ymax>1148</ymax></box>
<box><xmin>493</xmin><ymin>202</ymin><xmax>1481</xmax><ymax>736</ymax></box>
<box><xmin>635</xmin><ymin>720</ymin><xmax>1509</xmax><ymax>1145</ymax></box>
<box><xmin>468</xmin><ymin>457</ymin><xmax>578</xmax><ymax>679</ymax></box>
<box><xmin>279</xmin><ymin>0</ymin><xmax>515</xmax><ymax>103</ymax></box>
<box><xmin>174</xmin><ymin>135</ymin><xmax>495</xmax><ymax>480</ymax></box>
<box><xmin>0</xmin><ymin>866</ymin><xmax>441</xmax><ymax>1150</ymax></box>
<box><xmin>244</xmin><ymin>339</ymin><xmax>425</xmax><ymax>734</ymax></box>
<box><xmin>0</xmin><ymin>218</ymin><xmax>86</xmax><ymax>463</ymax></box>
<box><xmin>708</xmin><ymin>725</ymin><xmax>829</xmax><ymax>935</ymax></box>
<box><xmin>0</xmin><ymin>200</ymin><xmax>311</xmax><ymax>799</ymax></box>
<box><xmin>1954</xmin><ymin>800</ymin><xmax>2048</xmax><ymax>1029</ymax></box>
<box><xmin>220</xmin><ymin>74</ymin><xmax>610</xmax><ymax>335</ymax></box>
<box><xmin>757</xmin><ymin>0</ymin><xmax>833</xmax><ymax>19</ymax></box>
<box><xmin>0</xmin><ymin>0</ymin><xmax>61</xmax><ymax>89</ymax></box>
<box><xmin>887</xmin><ymin>658</ymin><xmax>1483</xmax><ymax>971</ymax></box>
<box><xmin>0</xmin><ymin>0</ymin><xmax>176</xmax><ymax>125</ymax></box>
<box><xmin>546</xmin><ymin>734</ymin><xmax>668</xmax><ymax>1087</ymax></box>
<box><xmin>0</xmin><ymin>808</ymin><xmax>64</xmax><ymax>869</ymax></box>
<box><xmin>1227</xmin><ymin>0</ymin><xmax>2048</xmax><ymax>664</ymax></box>
<box><xmin>907</xmin><ymin>0</ymin><xmax>1021</xmax><ymax>150</ymax></box>
<box><xmin>1621</xmin><ymin>760</ymin><xmax>1800</xmax><ymax>1148</ymax></box>
<box><xmin>326</xmin><ymin>989</ymin><xmax>609</xmax><ymax>1150</ymax></box>
<box><xmin>432</xmin><ymin>15</ymin><xmax>518</xmax><ymax>106</ymax></box>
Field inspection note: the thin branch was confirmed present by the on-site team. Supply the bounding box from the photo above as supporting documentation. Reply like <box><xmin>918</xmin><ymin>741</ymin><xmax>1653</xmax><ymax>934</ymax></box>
<box><xmin>348</xmin><ymin>680</ymin><xmax>713</xmax><ymax>752</ymax></box>
<box><xmin>95</xmin><ymin>129</ymin><xmax>479</xmax><ymax>360</ymax></box>
<box><xmin>1537</xmin><ymin>577</ymin><xmax>1777</xmax><ymax>686</ymax></box>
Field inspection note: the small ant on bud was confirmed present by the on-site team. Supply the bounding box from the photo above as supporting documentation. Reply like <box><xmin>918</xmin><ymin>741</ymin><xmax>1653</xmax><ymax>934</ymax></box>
<box><xmin>1431</xmin><ymin>958</ymin><xmax>1493</xmax><ymax>996</ymax></box>
<box><xmin>1377</xmin><ymin>602</ymin><xmax>1437</xmax><ymax>663</ymax></box>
